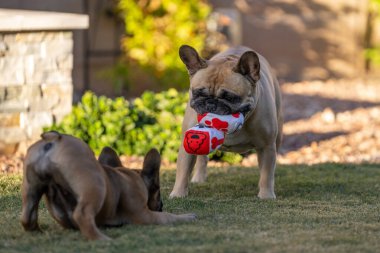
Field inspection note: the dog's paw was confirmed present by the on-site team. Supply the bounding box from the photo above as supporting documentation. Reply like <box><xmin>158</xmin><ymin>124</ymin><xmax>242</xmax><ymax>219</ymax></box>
<box><xmin>258</xmin><ymin>190</ymin><xmax>276</xmax><ymax>199</ymax></box>
<box><xmin>169</xmin><ymin>190</ymin><xmax>188</xmax><ymax>198</ymax></box>
<box><xmin>180</xmin><ymin>213</ymin><xmax>197</xmax><ymax>222</ymax></box>
<box><xmin>190</xmin><ymin>173</ymin><xmax>207</xmax><ymax>183</ymax></box>
<box><xmin>93</xmin><ymin>234</ymin><xmax>112</xmax><ymax>241</ymax></box>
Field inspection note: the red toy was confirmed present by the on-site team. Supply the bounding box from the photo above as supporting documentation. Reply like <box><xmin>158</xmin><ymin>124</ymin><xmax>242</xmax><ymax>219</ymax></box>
<box><xmin>183</xmin><ymin>125</ymin><xmax>224</xmax><ymax>155</ymax></box>
<box><xmin>197</xmin><ymin>112</ymin><xmax>244</xmax><ymax>134</ymax></box>
<box><xmin>183</xmin><ymin>112</ymin><xmax>244</xmax><ymax>155</ymax></box>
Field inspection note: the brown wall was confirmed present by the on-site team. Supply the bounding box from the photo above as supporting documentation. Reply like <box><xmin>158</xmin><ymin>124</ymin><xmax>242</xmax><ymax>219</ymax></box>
<box><xmin>210</xmin><ymin>0</ymin><xmax>369</xmax><ymax>82</ymax></box>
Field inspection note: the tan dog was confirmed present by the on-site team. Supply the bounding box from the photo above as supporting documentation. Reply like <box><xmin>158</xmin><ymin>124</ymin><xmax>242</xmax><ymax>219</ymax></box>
<box><xmin>21</xmin><ymin>131</ymin><xmax>196</xmax><ymax>240</ymax></box>
<box><xmin>170</xmin><ymin>45</ymin><xmax>283</xmax><ymax>199</ymax></box>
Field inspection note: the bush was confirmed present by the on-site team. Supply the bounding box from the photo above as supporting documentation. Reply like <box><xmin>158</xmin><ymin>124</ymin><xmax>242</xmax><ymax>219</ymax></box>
<box><xmin>117</xmin><ymin>0</ymin><xmax>210</xmax><ymax>89</ymax></box>
<box><xmin>47</xmin><ymin>90</ymin><xmax>242</xmax><ymax>163</ymax></box>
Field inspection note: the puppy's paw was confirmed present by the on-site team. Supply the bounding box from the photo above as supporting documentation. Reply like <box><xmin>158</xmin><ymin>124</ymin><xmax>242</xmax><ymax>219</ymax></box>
<box><xmin>179</xmin><ymin>213</ymin><xmax>197</xmax><ymax>222</ymax></box>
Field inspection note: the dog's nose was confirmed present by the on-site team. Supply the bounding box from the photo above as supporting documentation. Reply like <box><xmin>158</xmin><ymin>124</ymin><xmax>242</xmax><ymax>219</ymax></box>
<box><xmin>206</xmin><ymin>100</ymin><xmax>217</xmax><ymax>112</ymax></box>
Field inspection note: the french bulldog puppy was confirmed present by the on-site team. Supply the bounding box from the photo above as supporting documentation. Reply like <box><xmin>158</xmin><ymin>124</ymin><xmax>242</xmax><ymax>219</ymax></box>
<box><xmin>98</xmin><ymin>146</ymin><xmax>163</xmax><ymax>212</ymax></box>
<box><xmin>21</xmin><ymin>131</ymin><xmax>196</xmax><ymax>240</ymax></box>
<box><xmin>170</xmin><ymin>45</ymin><xmax>283</xmax><ymax>199</ymax></box>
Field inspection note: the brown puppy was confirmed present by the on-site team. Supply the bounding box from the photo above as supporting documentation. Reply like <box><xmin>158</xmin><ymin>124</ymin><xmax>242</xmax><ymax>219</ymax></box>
<box><xmin>98</xmin><ymin>146</ymin><xmax>163</xmax><ymax>212</ymax></box>
<box><xmin>21</xmin><ymin>131</ymin><xmax>196</xmax><ymax>240</ymax></box>
<box><xmin>170</xmin><ymin>45</ymin><xmax>283</xmax><ymax>199</ymax></box>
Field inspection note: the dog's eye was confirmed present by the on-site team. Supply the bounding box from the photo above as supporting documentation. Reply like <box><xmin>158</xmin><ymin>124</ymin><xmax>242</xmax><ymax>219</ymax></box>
<box><xmin>192</xmin><ymin>88</ymin><xmax>208</xmax><ymax>98</ymax></box>
<box><xmin>219</xmin><ymin>91</ymin><xmax>242</xmax><ymax>103</ymax></box>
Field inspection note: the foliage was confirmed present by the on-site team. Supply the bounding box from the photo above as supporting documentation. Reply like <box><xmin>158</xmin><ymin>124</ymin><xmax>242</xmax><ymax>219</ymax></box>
<box><xmin>364</xmin><ymin>0</ymin><xmax>380</xmax><ymax>67</ymax></box>
<box><xmin>46</xmin><ymin>90</ymin><xmax>242</xmax><ymax>163</ymax></box>
<box><xmin>117</xmin><ymin>0</ymin><xmax>210</xmax><ymax>89</ymax></box>
<box><xmin>2</xmin><ymin>164</ymin><xmax>380</xmax><ymax>252</ymax></box>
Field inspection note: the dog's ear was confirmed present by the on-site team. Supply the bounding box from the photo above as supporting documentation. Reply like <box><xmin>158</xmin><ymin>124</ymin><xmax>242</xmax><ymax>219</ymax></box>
<box><xmin>98</xmin><ymin>147</ymin><xmax>123</xmax><ymax>168</ymax></box>
<box><xmin>233</xmin><ymin>51</ymin><xmax>260</xmax><ymax>84</ymax></box>
<box><xmin>41</xmin><ymin>131</ymin><xmax>62</xmax><ymax>141</ymax></box>
<box><xmin>141</xmin><ymin>148</ymin><xmax>163</xmax><ymax>212</ymax></box>
<box><xmin>141</xmin><ymin>148</ymin><xmax>161</xmax><ymax>178</ymax></box>
<box><xmin>179</xmin><ymin>45</ymin><xmax>208</xmax><ymax>76</ymax></box>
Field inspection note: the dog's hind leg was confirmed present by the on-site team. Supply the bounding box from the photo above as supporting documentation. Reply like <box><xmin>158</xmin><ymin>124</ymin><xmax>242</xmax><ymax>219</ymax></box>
<box><xmin>191</xmin><ymin>155</ymin><xmax>208</xmax><ymax>183</ymax></box>
<box><xmin>20</xmin><ymin>180</ymin><xmax>45</xmax><ymax>232</ymax></box>
<box><xmin>20</xmin><ymin>165</ymin><xmax>47</xmax><ymax>232</ymax></box>
<box><xmin>72</xmin><ymin>200</ymin><xmax>110</xmax><ymax>240</ymax></box>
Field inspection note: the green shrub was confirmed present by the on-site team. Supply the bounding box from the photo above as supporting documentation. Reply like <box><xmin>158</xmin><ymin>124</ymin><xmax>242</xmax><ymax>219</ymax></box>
<box><xmin>47</xmin><ymin>90</ymin><xmax>242</xmax><ymax>164</ymax></box>
<box><xmin>364</xmin><ymin>0</ymin><xmax>380</xmax><ymax>68</ymax></box>
<box><xmin>117</xmin><ymin>0</ymin><xmax>210</xmax><ymax>89</ymax></box>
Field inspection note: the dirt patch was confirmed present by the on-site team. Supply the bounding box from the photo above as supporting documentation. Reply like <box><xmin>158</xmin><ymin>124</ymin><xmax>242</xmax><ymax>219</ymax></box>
<box><xmin>1</xmin><ymin>79</ymin><xmax>379</xmax><ymax>173</ymax></box>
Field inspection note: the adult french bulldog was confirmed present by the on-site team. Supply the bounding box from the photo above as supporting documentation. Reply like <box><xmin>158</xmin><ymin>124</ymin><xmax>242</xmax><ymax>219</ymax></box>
<box><xmin>21</xmin><ymin>131</ymin><xmax>196</xmax><ymax>240</ymax></box>
<box><xmin>170</xmin><ymin>45</ymin><xmax>283</xmax><ymax>199</ymax></box>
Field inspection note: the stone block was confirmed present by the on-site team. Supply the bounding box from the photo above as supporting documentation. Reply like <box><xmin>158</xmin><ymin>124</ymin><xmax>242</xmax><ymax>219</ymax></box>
<box><xmin>24</xmin><ymin>56</ymin><xmax>59</xmax><ymax>77</ymax></box>
<box><xmin>0</xmin><ymin>84</ymin><xmax>73</xmax><ymax>113</ymax></box>
<box><xmin>0</xmin><ymin>141</ymin><xmax>18</xmax><ymax>155</ymax></box>
<box><xmin>45</xmin><ymin>39</ymin><xmax>73</xmax><ymax>57</ymax></box>
<box><xmin>44</xmin><ymin>31</ymin><xmax>72</xmax><ymax>41</ymax></box>
<box><xmin>3</xmin><ymin>34</ymin><xmax>15</xmax><ymax>44</ymax></box>
<box><xmin>0</xmin><ymin>41</ymin><xmax>7</xmax><ymax>55</ymax></box>
<box><xmin>0</xmin><ymin>85</ymin><xmax>29</xmax><ymax>112</ymax></box>
<box><xmin>15</xmin><ymin>32</ymin><xmax>45</xmax><ymax>42</ymax></box>
<box><xmin>51</xmin><ymin>87</ymin><xmax>73</xmax><ymax>116</ymax></box>
<box><xmin>0</xmin><ymin>112</ymin><xmax>20</xmax><ymax>127</ymax></box>
<box><xmin>25</xmin><ymin>69</ymin><xmax>72</xmax><ymax>85</ymax></box>
<box><xmin>6</xmin><ymin>41</ymin><xmax>28</xmax><ymax>55</ymax></box>
<box><xmin>0</xmin><ymin>57</ymin><xmax>25</xmax><ymax>85</ymax></box>
<box><xmin>24</xmin><ymin>111</ymin><xmax>53</xmax><ymax>130</ymax></box>
<box><xmin>0</xmin><ymin>112</ymin><xmax>53</xmax><ymax>144</ymax></box>
<box><xmin>28</xmin><ymin>84</ymin><xmax>72</xmax><ymax>112</ymax></box>
<box><xmin>57</xmin><ymin>54</ymin><xmax>73</xmax><ymax>70</ymax></box>
<box><xmin>0</xmin><ymin>126</ymin><xmax>27</xmax><ymax>143</ymax></box>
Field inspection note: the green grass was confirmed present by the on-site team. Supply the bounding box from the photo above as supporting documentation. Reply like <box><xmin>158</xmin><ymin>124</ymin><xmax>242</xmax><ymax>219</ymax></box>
<box><xmin>1</xmin><ymin>164</ymin><xmax>379</xmax><ymax>253</ymax></box>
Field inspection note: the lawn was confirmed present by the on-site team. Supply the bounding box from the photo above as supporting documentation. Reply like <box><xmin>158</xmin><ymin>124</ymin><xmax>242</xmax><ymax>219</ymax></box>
<box><xmin>0</xmin><ymin>163</ymin><xmax>379</xmax><ymax>253</ymax></box>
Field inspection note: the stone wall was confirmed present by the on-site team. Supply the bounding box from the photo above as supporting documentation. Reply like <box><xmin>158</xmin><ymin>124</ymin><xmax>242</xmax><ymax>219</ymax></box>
<box><xmin>0</xmin><ymin>31</ymin><xmax>73</xmax><ymax>154</ymax></box>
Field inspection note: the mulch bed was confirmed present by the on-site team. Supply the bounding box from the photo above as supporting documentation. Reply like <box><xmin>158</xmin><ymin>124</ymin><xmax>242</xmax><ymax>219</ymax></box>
<box><xmin>2</xmin><ymin>79</ymin><xmax>379</xmax><ymax>174</ymax></box>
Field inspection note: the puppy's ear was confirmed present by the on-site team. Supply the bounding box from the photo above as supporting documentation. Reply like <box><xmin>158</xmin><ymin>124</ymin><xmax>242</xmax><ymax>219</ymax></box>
<box><xmin>233</xmin><ymin>51</ymin><xmax>260</xmax><ymax>84</ymax></box>
<box><xmin>141</xmin><ymin>148</ymin><xmax>163</xmax><ymax>212</ymax></box>
<box><xmin>98</xmin><ymin>147</ymin><xmax>123</xmax><ymax>168</ymax></box>
<box><xmin>41</xmin><ymin>131</ymin><xmax>62</xmax><ymax>141</ymax></box>
<box><xmin>141</xmin><ymin>148</ymin><xmax>161</xmax><ymax>178</ymax></box>
<box><xmin>179</xmin><ymin>45</ymin><xmax>208</xmax><ymax>75</ymax></box>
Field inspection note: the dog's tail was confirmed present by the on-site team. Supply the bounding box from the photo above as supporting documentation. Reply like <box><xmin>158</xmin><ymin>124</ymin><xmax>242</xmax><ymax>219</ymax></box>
<box><xmin>41</xmin><ymin>131</ymin><xmax>62</xmax><ymax>142</ymax></box>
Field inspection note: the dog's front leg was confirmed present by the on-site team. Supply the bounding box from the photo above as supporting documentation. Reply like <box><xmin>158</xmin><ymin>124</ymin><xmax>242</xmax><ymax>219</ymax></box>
<box><xmin>191</xmin><ymin>155</ymin><xmax>208</xmax><ymax>183</ymax></box>
<box><xmin>257</xmin><ymin>144</ymin><xmax>277</xmax><ymax>199</ymax></box>
<box><xmin>170</xmin><ymin>145</ymin><xmax>196</xmax><ymax>198</ymax></box>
